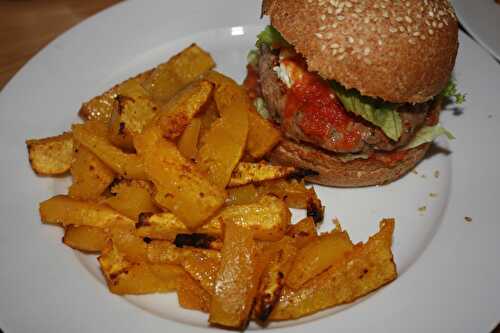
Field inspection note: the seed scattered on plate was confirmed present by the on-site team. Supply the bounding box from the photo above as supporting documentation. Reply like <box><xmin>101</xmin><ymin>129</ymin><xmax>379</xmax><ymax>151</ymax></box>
<box><xmin>429</xmin><ymin>192</ymin><xmax>438</xmax><ymax>197</ymax></box>
<box><xmin>418</xmin><ymin>206</ymin><xmax>427</xmax><ymax>212</ymax></box>
<box><xmin>434</xmin><ymin>170</ymin><xmax>440</xmax><ymax>178</ymax></box>
<box><xmin>464</xmin><ymin>216</ymin><xmax>472</xmax><ymax>223</ymax></box>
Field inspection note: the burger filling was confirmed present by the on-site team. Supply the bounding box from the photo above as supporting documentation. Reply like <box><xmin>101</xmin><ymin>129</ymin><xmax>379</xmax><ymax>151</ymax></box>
<box><xmin>244</xmin><ymin>26</ymin><xmax>461</xmax><ymax>164</ymax></box>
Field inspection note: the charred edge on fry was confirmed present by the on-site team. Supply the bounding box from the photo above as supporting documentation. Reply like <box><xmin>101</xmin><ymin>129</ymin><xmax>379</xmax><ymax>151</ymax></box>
<box><xmin>306</xmin><ymin>197</ymin><xmax>324</xmax><ymax>224</ymax></box>
<box><xmin>118</xmin><ymin>122</ymin><xmax>126</xmax><ymax>135</ymax></box>
<box><xmin>106</xmin><ymin>177</ymin><xmax>123</xmax><ymax>196</ymax></box>
<box><xmin>286</xmin><ymin>168</ymin><xmax>319</xmax><ymax>181</ymax></box>
<box><xmin>135</xmin><ymin>212</ymin><xmax>154</xmax><ymax>228</ymax></box>
<box><xmin>256</xmin><ymin>271</ymin><xmax>285</xmax><ymax>323</ymax></box>
<box><xmin>174</xmin><ymin>233</ymin><xmax>217</xmax><ymax>249</ymax></box>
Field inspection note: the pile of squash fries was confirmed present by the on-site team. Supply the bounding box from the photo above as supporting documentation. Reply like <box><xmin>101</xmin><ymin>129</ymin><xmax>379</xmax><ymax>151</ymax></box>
<box><xmin>26</xmin><ymin>44</ymin><xmax>397</xmax><ymax>329</ymax></box>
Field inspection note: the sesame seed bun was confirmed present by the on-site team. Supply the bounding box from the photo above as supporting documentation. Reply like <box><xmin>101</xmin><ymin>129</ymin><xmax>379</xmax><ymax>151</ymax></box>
<box><xmin>263</xmin><ymin>0</ymin><xmax>459</xmax><ymax>103</ymax></box>
<box><xmin>269</xmin><ymin>140</ymin><xmax>430</xmax><ymax>187</ymax></box>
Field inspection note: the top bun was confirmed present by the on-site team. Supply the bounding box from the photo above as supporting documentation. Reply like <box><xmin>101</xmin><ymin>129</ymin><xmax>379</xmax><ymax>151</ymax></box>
<box><xmin>263</xmin><ymin>0</ymin><xmax>459</xmax><ymax>103</ymax></box>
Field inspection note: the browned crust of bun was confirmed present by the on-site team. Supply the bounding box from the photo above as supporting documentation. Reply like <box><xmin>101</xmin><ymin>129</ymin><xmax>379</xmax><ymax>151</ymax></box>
<box><xmin>268</xmin><ymin>140</ymin><xmax>430</xmax><ymax>187</ymax></box>
<box><xmin>263</xmin><ymin>0</ymin><xmax>458</xmax><ymax>103</ymax></box>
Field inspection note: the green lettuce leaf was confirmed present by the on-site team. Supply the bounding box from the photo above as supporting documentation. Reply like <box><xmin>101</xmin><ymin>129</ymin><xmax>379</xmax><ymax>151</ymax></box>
<box><xmin>256</xmin><ymin>25</ymin><xmax>290</xmax><ymax>49</ymax></box>
<box><xmin>441</xmin><ymin>79</ymin><xmax>466</xmax><ymax>104</ymax></box>
<box><xmin>253</xmin><ymin>97</ymin><xmax>271</xmax><ymax>119</ymax></box>
<box><xmin>405</xmin><ymin>124</ymin><xmax>455</xmax><ymax>149</ymax></box>
<box><xmin>247</xmin><ymin>49</ymin><xmax>260</xmax><ymax>67</ymax></box>
<box><xmin>330</xmin><ymin>81</ymin><xmax>402</xmax><ymax>141</ymax></box>
<box><xmin>336</xmin><ymin>153</ymin><xmax>369</xmax><ymax>163</ymax></box>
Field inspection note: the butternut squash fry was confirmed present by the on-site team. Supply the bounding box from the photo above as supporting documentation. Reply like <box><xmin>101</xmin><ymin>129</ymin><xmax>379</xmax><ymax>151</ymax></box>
<box><xmin>63</xmin><ymin>225</ymin><xmax>107</xmax><ymax>252</ymax></box>
<box><xmin>209</xmin><ymin>222</ymin><xmax>260</xmax><ymax>328</ymax></box>
<box><xmin>286</xmin><ymin>230</ymin><xmax>354</xmax><ymax>290</ymax></box>
<box><xmin>158</xmin><ymin>80</ymin><xmax>212</xmax><ymax>140</ymax></box>
<box><xmin>177</xmin><ymin>117</ymin><xmax>202</xmax><ymax>160</ymax></box>
<box><xmin>141</xmin><ymin>136</ymin><xmax>226</xmax><ymax>229</ymax></box>
<box><xmin>196</xmin><ymin>73</ymin><xmax>249</xmax><ymax>188</ymax></box>
<box><xmin>79</xmin><ymin>70</ymin><xmax>152</xmax><ymax>122</ymax></box>
<box><xmin>68</xmin><ymin>143</ymin><xmax>115</xmax><ymax>200</ymax></box>
<box><xmin>270</xmin><ymin>220</ymin><xmax>397</xmax><ymax>320</ymax></box>
<box><xmin>26</xmin><ymin>132</ymin><xmax>73</xmax><ymax>175</ymax></box>
<box><xmin>228</xmin><ymin>162</ymin><xmax>296</xmax><ymax>187</ymax></box>
<box><xmin>72</xmin><ymin>122</ymin><xmax>146</xmax><ymax>179</ymax></box>
<box><xmin>143</xmin><ymin>44</ymin><xmax>215</xmax><ymax>104</ymax></box>
<box><xmin>39</xmin><ymin>195</ymin><xmax>135</xmax><ymax>228</ymax></box>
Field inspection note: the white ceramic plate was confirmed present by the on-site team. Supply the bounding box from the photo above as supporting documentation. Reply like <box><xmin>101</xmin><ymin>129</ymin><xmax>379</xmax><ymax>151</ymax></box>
<box><xmin>451</xmin><ymin>0</ymin><xmax>500</xmax><ymax>61</ymax></box>
<box><xmin>1</xmin><ymin>1</ymin><xmax>500</xmax><ymax>332</ymax></box>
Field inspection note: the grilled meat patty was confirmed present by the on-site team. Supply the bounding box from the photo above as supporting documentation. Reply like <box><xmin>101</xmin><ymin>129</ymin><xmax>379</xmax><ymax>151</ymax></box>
<box><xmin>258</xmin><ymin>46</ymin><xmax>433</xmax><ymax>154</ymax></box>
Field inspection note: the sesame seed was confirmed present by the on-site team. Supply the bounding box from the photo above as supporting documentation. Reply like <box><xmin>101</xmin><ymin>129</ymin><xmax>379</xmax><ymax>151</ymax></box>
<box><xmin>428</xmin><ymin>28</ymin><xmax>434</xmax><ymax>35</ymax></box>
<box><xmin>378</xmin><ymin>39</ymin><xmax>383</xmax><ymax>46</ymax></box>
<box><xmin>359</xmin><ymin>39</ymin><xmax>364</xmax><ymax>45</ymax></box>
<box><xmin>321</xmin><ymin>44</ymin><xmax>326</xmax><ymax>51</ymax></box>
<box><xmin>327</xmin><ymin>7</ymin><xmax>333</xmax><ymax>14</ymax></box>
<box><xmin>399</xmin><ymin>26</ymin><xmax>405</xmax><ymax>32</ymax></box>
<box><xmin>315</xmin><ymin>33</ymin><xmax>324</xmax><ymax>39</ymax></box>
<box><xmin>332</xmin><ymin>49</ymin><xmax>338</xmax><ymax>55</ymax></box>
<box><xmin>429</xmin><ymin>10</ymin><xmax>434</xmax><ymax>17</ymax></box>
<box><xmin>338</xmin><ymin>47</ymin><xmax>345</xmax><ymax>53</ymax></box>
<box><xmin>347</xmin><ymin>36</ymin><xmax>354</xmax><ymax>43</ymax></box>
<box><xmin>331</xmin><ymin>43</ymin><xmax>339</xmax><ymax>48</ymax></box>
<box><xmin>405</xmin><ymin>16</ymin><xmax>412</xmax><ymax>23</ymax></box>
<box><xmin>325</xmin><ymin>32</ymin><xmax>333</xmax><ymax>39</ymax></box>
<box><xmin>432</xmin><ymin>21</ymin><xmax>437</xmax><ymax>27</ymax></box>
<box><xmin>409</xmin><ymin>38</ymin><xmax>416</xmax><ymax>44</ymax></box>
<box><xmin>413</xmin><ymin>31</ymin><xmax>420</xmax><ymax>36</ymax></box>
<box><xmin>354</xmin><ymin>7</ymin><xmax>363</xmax><ymax>13</ymax></box>
<box><xmin>396</xmin><ymin>17</ymin><xmax>403</xmax><ymax>22</ymax></box>
<box><xmin>345</xmin><ymin>1</ymin><xmax>352</xmax><ymax>8</ymax></box>
<box><xmin>420</xmin><ymin>35</ymin><xmax>426</xmax><ymax>40</ymax></box>
<box><xmin>382</xmin><ymin>11</ymin><xmax>389</xmax><ymax>18</ymax></box>
<box><xmin>364</xmin><ymin>58</ymin><xmax>372</xmax><ymax>64</ymax></box>
<box><xmin>438</xmin><ymin>22</ymin><xmax>443</xmax><ymax>28</ymax></box>
<box><xmin>363</xmin><ymin>17</ymin><xmax>370</xmax><ymax>23</ymax></box>
<box><xmin>337</xmin><ymin>15</ymin><xmax>345</xmax><ymax>20</ymax></box>
<box><xmin>321</xmin><ymin>14</ymin><xmax>326</xmax><ymax>20</ymax></box>
<box><xmin>337</xmin><ymin>54</ymin><xmax>345</xmax><ymax>61</ymax></box>
<box><xmin>389</xmin><ymin>27</ymin><xmax>397</xmax><ymax>33</ymax></box>
<box><xmin>363</xmin><ymin>47</ymin><xmax>370</xmax><ymax>55</ymax></box>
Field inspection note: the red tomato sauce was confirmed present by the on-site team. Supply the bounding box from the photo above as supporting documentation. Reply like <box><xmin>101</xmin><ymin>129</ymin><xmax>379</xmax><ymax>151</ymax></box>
<box><xmin>282</xmin><ymin>59</ymin><xmax>362</xmax><ymax>151</ymax></box>
<box><xmin>243</xmin><ymin>64</ymin><xmax>260</xmax><ymax>100</ymax></box>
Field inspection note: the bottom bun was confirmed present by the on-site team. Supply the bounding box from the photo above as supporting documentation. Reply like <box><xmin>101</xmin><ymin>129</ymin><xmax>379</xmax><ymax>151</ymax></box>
<box><xmin>268</xmin><ymin>140</ymin><xmax>430</xmax><ymax>187</ymax></box>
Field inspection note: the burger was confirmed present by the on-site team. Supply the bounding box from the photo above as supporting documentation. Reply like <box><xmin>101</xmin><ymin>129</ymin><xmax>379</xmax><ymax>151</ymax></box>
<box><xmin>244</xmin><ymin>0</ymin><xmax>465</xmax><ymax>187</ymax></box>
